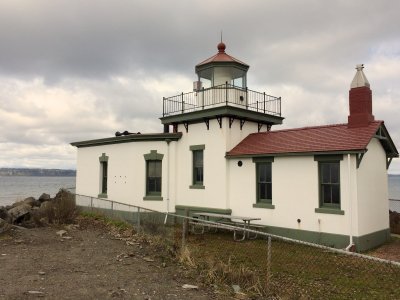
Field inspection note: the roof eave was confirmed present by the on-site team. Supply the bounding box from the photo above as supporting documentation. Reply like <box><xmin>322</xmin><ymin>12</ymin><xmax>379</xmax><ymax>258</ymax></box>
<box><xmin>71</xmin><ymin>133</ymin><xmax>182</xmax><ymax>148</ymax></box>
<box><xmin>225</xmin><ymin>149</ymin><xmax>368</xmax><ymax>159</ymax></box>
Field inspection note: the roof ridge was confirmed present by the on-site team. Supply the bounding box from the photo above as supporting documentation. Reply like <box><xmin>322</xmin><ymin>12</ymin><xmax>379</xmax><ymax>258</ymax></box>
<box><xmin>250</xmin><ymin>120</ymin><xmax>382</xmax><ymax>136</ymax></box>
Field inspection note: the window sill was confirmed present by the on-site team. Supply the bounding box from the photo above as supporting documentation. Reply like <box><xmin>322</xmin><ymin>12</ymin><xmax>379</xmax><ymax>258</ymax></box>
<box><xmin>253</xmin><ymin>203</ymin><xmax>275</xmax><ymax>209</ymax></box>
<box><xmin>98</xmin><ymin>193</ymin><xmax>108</xmax><ymax>199</ymax></box>
<box><xmin>189</xmin><ymin>185</ymin><xmax>205</xmax><ymax>189</ymax></box>
<box><xmin>143</xmin><ymin>195</ymin><xmax>163</xmax><ymax>201</ymax></box>
<box><xmin>315</xmin><ymin>207</ymin><xmax>344</xmax><ymax>215</ymax></box>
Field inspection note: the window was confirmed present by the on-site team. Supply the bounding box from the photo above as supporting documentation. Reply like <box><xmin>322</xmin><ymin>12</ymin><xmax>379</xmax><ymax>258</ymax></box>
<box><xmin>319</xmin><ymin>162</ymin><xmax>340</xmax><ymax>207</ymax></box>
<box><xmin>143</xmin><ymin>150</ymin><xmax>164</xmax><ymax>200</ymax></box>
<box><xmin>193</xmin><ymin>150</ymin><xmax>204</xmax><ymax>184</ymax></box>
<box><xmin>101</xmin><ymin>162</ymin><xmax>108</xmax><ymax>194</ymax></box>
<box><xmin>314</xmin><ymin>155</ymin><xmax>344</xmax><ymax>214</ymax></box>
<box><xmin>98</xmin><ymin>153</ymin><xmax>109</xmax><ymax>198</ymax></box>
<box><xmin>190</xmin><ymin>145</ymin><xmax>205</xmax><ymax>189</ymax></box>
<box><xmin>146</xmin><ymin>160</ymin><xmax>162</xmax><ymax>195</ymax></box>
<box><xmin>257</xmin><ymin>162</ymin><xmax>272</xmax><ymax>203</ymax></box>
<box><xmin>252</xmin><ymin>157</ymin><xmax>274</xmax><ymax>209</ymax></box>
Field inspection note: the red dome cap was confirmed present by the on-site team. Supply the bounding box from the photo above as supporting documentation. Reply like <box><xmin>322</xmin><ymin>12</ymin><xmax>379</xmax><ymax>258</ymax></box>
<box><xmin>217</xmin><ymin>42</ymin><xmax>226</xmax><ymax>53</ymax></box>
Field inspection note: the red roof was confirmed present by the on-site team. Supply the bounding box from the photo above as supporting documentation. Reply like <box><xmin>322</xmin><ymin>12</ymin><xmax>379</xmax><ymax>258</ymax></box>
<box><xmin>196</xmin><ymin>42</ymin><xmax>249</xmax><ymax>67</ymax></box>
<box><xmin>227</xmin><ymin>121</ymin><xmax>383</xmax><ymax>157</ymax></box>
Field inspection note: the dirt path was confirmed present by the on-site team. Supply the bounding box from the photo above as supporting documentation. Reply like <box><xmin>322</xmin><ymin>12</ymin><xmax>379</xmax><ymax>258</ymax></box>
<box><xmin>0</xmin><ymin>220</ymin><xmax>216</xmax><ymax>300</ymax></box>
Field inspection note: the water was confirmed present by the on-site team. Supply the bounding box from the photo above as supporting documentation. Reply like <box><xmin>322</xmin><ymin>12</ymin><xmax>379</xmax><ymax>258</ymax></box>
<box><xmin>389</xmin><ymin>175</ymin><xmax>400</xmax><ymax>212</ymax></box>
<box><xmin>0</xmin><ymin>175</ymin><xmax>399</xmax><ymax>209</ymax></box>
<box><xmin>0</xmin><ymin>176</ymin><xmax>76</xmax><ymax>206</ymax></box>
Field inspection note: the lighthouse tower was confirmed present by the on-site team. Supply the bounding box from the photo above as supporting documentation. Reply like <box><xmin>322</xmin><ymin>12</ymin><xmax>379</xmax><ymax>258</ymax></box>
<box><xmin>161</xmin><ymin>42</ymin><xmax>283</xmax><ymax>134</ymax></box>
<box><xmin>160</xmin><ymin>42</ymin><xmax>283</xmax><ymax>210</ymax></box>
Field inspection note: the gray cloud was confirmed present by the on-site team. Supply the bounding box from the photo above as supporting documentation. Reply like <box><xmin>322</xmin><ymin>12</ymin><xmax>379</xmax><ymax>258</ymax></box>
<box><xmin>0</xmin><ymin>0</ymin><xmax>399</xmax><ymax>172</ymax></box>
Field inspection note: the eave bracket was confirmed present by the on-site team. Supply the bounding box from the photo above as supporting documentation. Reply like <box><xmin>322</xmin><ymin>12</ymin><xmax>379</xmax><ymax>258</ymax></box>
<box><xmin>356</xmin><ymin>153</ymin><xmax>365</xmax><ymax>169</ymax></box>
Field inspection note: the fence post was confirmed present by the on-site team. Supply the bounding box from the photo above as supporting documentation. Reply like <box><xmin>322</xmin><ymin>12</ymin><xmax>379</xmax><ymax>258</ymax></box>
<box><xmin>279</xmin><ymin>97</ymin><xmax>281</xmax><ymax>116</ymax></box>
<box><xmin>202</xmin><ymin>87</ymin><xmax>205</xmax><ymax>110</ymax></box>
<box><xmin>266</xmin><ymin>236</ymin><xmax>272</xmax><ymax>291</ymax></box>
<box><xmin>225</xmin><ymin>81</ymin><xmax>228</xmax><ymax>105</ymax></box>
<box><xmin>163</xmin><ymin>97</ymin><xmax>165</xmax><ymax>117</ymax></box>
<box><xmin>137</xmin><ymin>207</ymin><xmax>141</xmax><ymax>233</ymax></box>
<box><xmin>263</xmin><ymin>92</ymin><xmax>266</xmax><ymax>113</ymax></box>
<box><xmin>182</xmin><ymin>208</ymin><xmax>189</xmax><ymax>249</ymax></box>
<box><xmin>111</xmin><ymin>200</ymin><xmax>114</xmax><ymax>218</ymax></box>
<box><xmin>246</xmin><ymin>87</ymin><xmax>248</xmax><ymax>109</ymax></box>
<box><xmin>90</xmin><ymin>197</ymin><xmax>93</xmax><ymax>212</ymax></box>
<box><xmin>181</xmin><ymin>92</ymin><xmax>184</xmax><ymax>113</ymax></box>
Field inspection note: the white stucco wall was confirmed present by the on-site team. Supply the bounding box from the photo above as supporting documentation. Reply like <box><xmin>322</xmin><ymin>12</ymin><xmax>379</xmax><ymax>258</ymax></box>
<box><xmin>228</xmin><ymin>155</ymin><xmax>355</xmax><ymax>237</ymax></box>
<box><xmin>75</xmin><ymin>140</ymin><xmax>177</xmax><ymax>212</ymax></box>
<box><xmin>174</xmin><ymin>118</ymin><xmax>259</xmax><ymax>210</ymax></box>
<box><xmin>356</xmin><ymin>138</ymin><xmax>389</xmax><ymax>235</ymax></box>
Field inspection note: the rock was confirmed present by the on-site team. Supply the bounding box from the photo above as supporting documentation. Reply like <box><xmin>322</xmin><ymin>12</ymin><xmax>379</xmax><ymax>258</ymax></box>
<box><xmin>0</xmin><ymin>218</ymin><xmax>12</xmax><ymax>234</ymax></box>
<box><xmin>56</xmin><ymin>230</ymin><xmax>67</xmax><ymax>237</ymax></box>
<box><xmin>38</xmin><ymin>271</ymin><xmax>46</xmax><ymax>275</ymax></box>
<box><xmin>143</xmin><ymin>257</ymin><xmax>155</xmax><ymax>262</ymax></box>
<box><xmin>27</xmin><ymin>290</ymin><xmax>44</xmax><ymax>295</ymax></box>
<box><xmin>40</xmin><ymin>201</ymin><xmax>52</xmax><ymax>210</ymax></box>
<box><xmin>8</xmin><ymin>203</ymin><xmax>31</xmax><ymax>223</ymax></box>
<box><xmin>38</xmin><ymin>193</ymin><xmax>51</xmax><ymax>202</ymax></box>
<box><xmin>182</xmin><ymin>284</ymin><xmax>198</xmax><ymax>290</ymax></box>
<box><xmin>0</xmin><ymin>207</ymin><xmax>11</xmax><ymax>223</ymax></box>
<box><xmin>232</xmin><ymin>285</ymin><xmax>241</xmax><ymax>293</ymax></box>
<box><xmin>23</xmin><ymin>197</ymin><xmax>36</xmax><ymax>207</ymax></box>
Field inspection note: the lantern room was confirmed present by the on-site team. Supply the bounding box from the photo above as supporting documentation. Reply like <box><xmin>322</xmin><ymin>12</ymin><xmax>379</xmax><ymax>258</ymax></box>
<box><xmin>195</xmin><ymin>42</ymin><xmax>249</xmax><ymax>89</ymax></box>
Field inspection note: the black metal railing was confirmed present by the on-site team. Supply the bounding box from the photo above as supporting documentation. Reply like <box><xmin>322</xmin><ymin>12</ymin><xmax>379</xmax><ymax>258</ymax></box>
<box><xmin>162</xmin><ymin>83</ymin><xmax>281</xmax><ymax>117</ymax></box>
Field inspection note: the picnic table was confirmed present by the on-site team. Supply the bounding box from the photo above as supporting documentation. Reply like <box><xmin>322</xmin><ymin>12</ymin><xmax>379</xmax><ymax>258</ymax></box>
<box><xmin>191</xmin><ymin>212</ymin><xmax>261</xmax><ymax>241</ymax></box>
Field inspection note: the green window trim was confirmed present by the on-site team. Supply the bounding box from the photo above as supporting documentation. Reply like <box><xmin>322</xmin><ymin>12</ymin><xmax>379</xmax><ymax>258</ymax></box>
<box><xmin>190</xmin><ymin>144</ymin><xmax>205</xmax><ymax>151</ymax></box>
<box><xmin>252</xmin><ymin>157</ymin><xmax>275</xmax><ymax>163</ymax></box>
<box><xmin>99</xmin><ymin>153</ymin><xmax>109</xmax><ymax>162</ymax></box>
<box><xmin>314</xmin><ymin>154</ymin><xmax>343</xmax><ymax>162</ymax></box>
<box><xmin>315</xmin><ymin>208</ymin><xmax>345</xmax><ymax>215</ymax></box>
<box><xmin>144</xmin><ymin>150</ymin><xmax>163</xmax><ymax>198</ymax></box>
<box><xmin>143</xmin><ymin>195</ymin><xmax>163</xmax><ymax>201</ymax></box>
<box><xmin>190</xmin><ymin>145</ymin><xmax>205</xmax><ymax>188</ymax></box>
<box><xmin>189</xmin><ymin>184</ymin><xmax>205</xmax><ymax>189</ymax></box>
<box><xmin>99</xmin><ymin>153</ymin><xmax>109</xmax><ymax>197</ymax></box>
<box><xmin>254</xmin><ymin>160</ymin><xmax>273</xmax><ymax>205</ymax></box>
<box><xmin>144</xmin><ymin>150</ymin><xmax>164</xmax><ymax>161</ymax></box>
<box><xmin>316</xmin><ymin>156</ymin><xmax>341</xmax><ymax>210</ymax></box>
<box><xmin>253</xmin><ymin>203</ymin><xmax>275</xmax><ymax>209</ymax></box>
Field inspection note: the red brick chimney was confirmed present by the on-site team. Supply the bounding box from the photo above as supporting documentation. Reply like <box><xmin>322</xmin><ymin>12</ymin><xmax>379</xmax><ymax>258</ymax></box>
<box><xmin>348</xmin><ymin>64</ymin><xmax>374</xmax><ymax>128</ymax></box>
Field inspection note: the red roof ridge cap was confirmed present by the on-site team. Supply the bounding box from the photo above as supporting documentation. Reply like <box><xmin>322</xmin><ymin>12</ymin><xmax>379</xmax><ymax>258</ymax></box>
<box><xmin>247</xmin><ymin>120</ymin><xmax>383</xmax><ymax>137</ymax></box>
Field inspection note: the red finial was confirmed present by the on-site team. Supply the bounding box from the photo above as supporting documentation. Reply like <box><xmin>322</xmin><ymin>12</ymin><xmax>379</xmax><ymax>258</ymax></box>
<box><xmin>217</xmin><ymin>42</ymin><xmax>226</xmax><ymax>53</ymax></box>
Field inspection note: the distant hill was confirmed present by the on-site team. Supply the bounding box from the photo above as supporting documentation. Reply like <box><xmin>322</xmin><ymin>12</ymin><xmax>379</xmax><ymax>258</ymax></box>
<box><xmin>0</xmin><ymin>168</ymin><xmax>76</xmax><ymax>177</ymax></box>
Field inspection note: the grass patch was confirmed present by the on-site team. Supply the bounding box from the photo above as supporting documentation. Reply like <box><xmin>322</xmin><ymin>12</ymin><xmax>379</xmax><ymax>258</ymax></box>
<box><xmin>181</xmin><ymin>232</ymin><xmax>400</xmax><ymax>299</ymax></box>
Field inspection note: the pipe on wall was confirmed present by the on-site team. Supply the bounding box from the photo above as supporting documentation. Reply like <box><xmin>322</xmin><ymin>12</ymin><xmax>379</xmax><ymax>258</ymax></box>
<box><xmin>346</xmin><ymin>153</ymin><xmax>355</xmax><ymax>251</ymax></box>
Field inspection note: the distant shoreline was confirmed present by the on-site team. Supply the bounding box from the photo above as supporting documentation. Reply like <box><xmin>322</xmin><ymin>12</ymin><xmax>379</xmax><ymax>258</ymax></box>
<box><xmin>0</xmin><ymin>168</ymin><xmax>76</xmax><ymax>177</ymax></box>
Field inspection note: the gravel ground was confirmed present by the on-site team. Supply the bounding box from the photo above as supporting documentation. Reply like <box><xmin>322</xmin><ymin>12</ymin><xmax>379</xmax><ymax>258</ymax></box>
<box><xmin>0</xmin><ymin>218</ymin><xmax>219</xmax><ymax>300</ymax></box>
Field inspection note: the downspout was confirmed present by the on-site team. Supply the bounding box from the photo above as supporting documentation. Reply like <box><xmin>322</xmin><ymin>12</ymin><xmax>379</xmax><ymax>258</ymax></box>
<box><xmin>346</xmin><ymin>153</ymin><xmax>355</xmax><ymax>251</ymax></box>
<box><xmin>164</xmin><ymin>139</ymin><xmax>171</xmax><ymax>224</ymax></box>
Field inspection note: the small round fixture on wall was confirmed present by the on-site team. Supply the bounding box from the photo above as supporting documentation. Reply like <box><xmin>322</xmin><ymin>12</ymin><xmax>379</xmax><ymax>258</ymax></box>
<box><xmin>297</xmin><ymin>219</ymin><xmax>301</xmax><ymax>224</ymax></box>
<box><xmin>238</xmin><ymin>160</ymin><xmax>243</xmax><ymax>167</ymax></box>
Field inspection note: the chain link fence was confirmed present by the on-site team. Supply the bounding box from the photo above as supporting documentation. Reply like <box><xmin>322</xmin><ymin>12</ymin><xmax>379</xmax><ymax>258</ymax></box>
<box><xmin>73</xmin><ymin>193</ymin><xmax>400</xmax><ymax>299</ymax></box>
<box><xmin>390</xmin><ymin>199</ymin><xmax>400</xmax><ymax>213</ymax></box>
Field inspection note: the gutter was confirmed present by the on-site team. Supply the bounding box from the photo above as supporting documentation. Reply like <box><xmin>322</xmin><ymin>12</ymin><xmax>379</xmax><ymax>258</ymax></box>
<box><xmin>164</xmin><ymin>139</ymin><xmax>171</xmax><ymax>224</ymax></box>
<box><xmin>346</xmin><ymin>153</ymin><xmax>355</xmax><ymax>251</ymax></box>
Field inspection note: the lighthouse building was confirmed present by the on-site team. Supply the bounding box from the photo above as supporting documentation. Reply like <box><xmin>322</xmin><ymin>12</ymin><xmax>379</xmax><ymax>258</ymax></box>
<box><xmin>72</xmin><ymin>43</ymin><xmax>398</xmax><ymax>251</ymax></box>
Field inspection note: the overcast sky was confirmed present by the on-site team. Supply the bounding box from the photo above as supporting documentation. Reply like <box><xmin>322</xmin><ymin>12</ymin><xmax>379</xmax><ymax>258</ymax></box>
<box><xmin>0</xmin><ymin>0</ymin><xmax>399</xmax><ymax>173</ymax></box>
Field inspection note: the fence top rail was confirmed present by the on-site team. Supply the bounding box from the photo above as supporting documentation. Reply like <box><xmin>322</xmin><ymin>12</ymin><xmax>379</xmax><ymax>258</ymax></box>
<box><xmin>163</xmin><ymin>83</ymin><xmax>280</xmax><ymax>102</ymax></box>
<box><xmin>389</xmin><ymin>198</ymin><xmax>400</xmax><ymax>201</ymax></box>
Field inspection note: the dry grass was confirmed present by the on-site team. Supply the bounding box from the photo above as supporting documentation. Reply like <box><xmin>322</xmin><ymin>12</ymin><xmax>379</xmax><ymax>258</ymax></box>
<box><xmin>32</xmin><ymin>189</ymin><xmax>78</xmax><ymax>225</ymax></box>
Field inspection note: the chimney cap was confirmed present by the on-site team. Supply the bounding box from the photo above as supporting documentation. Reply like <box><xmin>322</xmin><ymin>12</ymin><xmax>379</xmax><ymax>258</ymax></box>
<box><xmin>350</xmin><ymin>64</ymin><xmax>370</xmax><ymax>89</ymax></box>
